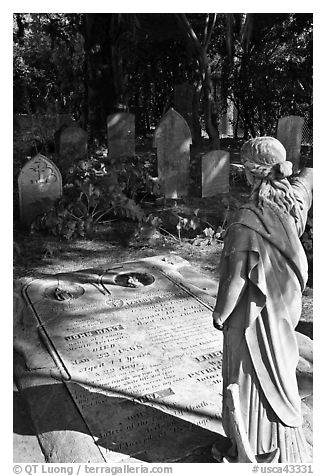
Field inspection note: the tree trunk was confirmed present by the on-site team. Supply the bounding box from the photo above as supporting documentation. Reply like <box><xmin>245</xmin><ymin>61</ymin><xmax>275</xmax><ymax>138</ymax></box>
<box><xmin>176</xmin><ymin>14</ymin><xmax>220</xmax><ymax>150</ymax></box>
<box><xmin>202</xmin><ymin>53</ymin><xmax>220</xmax><ymax>149</ymax></box>
<box><xmin>192</xmin><ymin>81</ymin><xmax>202</xmax><ymax>145</ymax></box>
<box><xmin>84</xmin><ymin>14</ymin><xmax>98</xmax><ymax>138</ymax></box>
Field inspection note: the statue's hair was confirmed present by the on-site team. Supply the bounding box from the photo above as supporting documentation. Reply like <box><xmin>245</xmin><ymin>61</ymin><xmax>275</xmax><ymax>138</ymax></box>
<box><xmin>250</xmin><ymin>177</ymin><xmax>300</xmax><ymax>220</ymax></box>
<box><xmin>241</xmin><ymin>137</ymin><xmax>299</xmax><ymax>220</ymax></box>
<box><xmin>241</xmin><ymin>136</ymin><xmax>286</xmax><ymax>166</ymax></box>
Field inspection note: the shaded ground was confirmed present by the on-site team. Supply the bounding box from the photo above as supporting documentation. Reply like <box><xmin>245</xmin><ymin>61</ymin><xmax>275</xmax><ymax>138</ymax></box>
<box><xmin>13</xmin><ymin>379</ymin><xmax>46</xmax><ymax>463</ymax></box>
<box><xmin>13</xmin><ymin>219</ymin><xmax>224</xmax><ymax>283</ymax></box>
<box><xmin>14</xmin><ymin>210</ymin><xmax>313</xmax><ymax>329</ymax></box>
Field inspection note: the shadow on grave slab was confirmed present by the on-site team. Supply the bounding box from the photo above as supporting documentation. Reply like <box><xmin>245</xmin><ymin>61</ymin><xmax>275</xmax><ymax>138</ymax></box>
<box><xmin>15</xmin><ymin>379</ymin><xmax>229</xmax><ymax>463</ymax></box>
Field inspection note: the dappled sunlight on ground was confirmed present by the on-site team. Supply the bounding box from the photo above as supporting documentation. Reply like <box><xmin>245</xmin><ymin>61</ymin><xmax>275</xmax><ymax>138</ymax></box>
<box><xmin>14</xmin><ymin>220</ymin><xmax>224</xmax><ymax>283</ymax></box>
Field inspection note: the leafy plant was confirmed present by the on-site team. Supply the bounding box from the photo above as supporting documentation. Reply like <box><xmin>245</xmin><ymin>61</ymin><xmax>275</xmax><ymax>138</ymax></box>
<box><xmin>301</xmin><ymin>215</ymin><xmax>313</xmax><ymax>259</ymax></box>
<box><xmin>31</xmin><ymin>153</ymin><xmax>161</xmax><ymax>239</ymax></box>
<box><xmin>221</xmin><ymin>195</ymin><xmax>244</xmax><ymax>226</ymax></box>
<box><xmin>301</xmin><ymin>212</ymin><xmax>313</xmax><ymax>286</ymax></box>
<box><xmin>176</xmin><ymin>212</ymin><xmax>201</xmax><ymax>243</ymax></box>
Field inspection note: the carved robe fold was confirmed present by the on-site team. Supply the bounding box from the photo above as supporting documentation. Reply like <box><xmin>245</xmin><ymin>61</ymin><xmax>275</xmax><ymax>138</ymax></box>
<box><xmin>213</xmin><ymin>176</ymin><xmax>312</xmax><ymax>462</ymax></box>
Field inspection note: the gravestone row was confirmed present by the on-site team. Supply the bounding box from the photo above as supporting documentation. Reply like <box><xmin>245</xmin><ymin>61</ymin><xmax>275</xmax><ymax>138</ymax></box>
<box><xmin>17</xmin><ymin>109</ymin><xmax>306</xmax><ymax>224</ymax></box>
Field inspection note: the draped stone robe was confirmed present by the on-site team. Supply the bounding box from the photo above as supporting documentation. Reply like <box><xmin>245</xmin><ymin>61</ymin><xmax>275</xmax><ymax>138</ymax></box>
<box><xmin>213</xmin><ymin>173</ymin><xmax>312</xmax><ymax>462</ymax></box>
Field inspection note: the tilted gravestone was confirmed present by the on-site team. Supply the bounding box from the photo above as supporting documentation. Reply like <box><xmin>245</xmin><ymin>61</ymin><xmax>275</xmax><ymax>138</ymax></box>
<box><xmin>277</xmin><ymin>116</ymin><xmax>304</xmax><ymax>173</ymax></box>
<box><xmin>55</xmin><ymin>126</ymin><xmax>88</xmax><ymax>173</ymax></box>
<box><xmin>174</xmin><ymin>83</ymin><xmax>195</xmax><ymax>137</ymax></box>
<box><xmin>202</xmin><ymin>150</ymin><xmax>230</xmax><ymax>197</ymax></box>
<box><xmin>22</xmin><ymin>256</ymin><xmax>224</xmax><ymax>462</ymax></box>
<box><xmin>153</xmin><ymin>108</ymin><xmax>192</xmax><ymax>199</ymax></box>
<box><xmin>18</xmin><ymin>154</ymin><xmax>62</xmax><ymax>225</ymax></box>
<box><xmin>107</xmin><ymin>113</ymin><xmax>135</xmax><ymax>159</ymax></box>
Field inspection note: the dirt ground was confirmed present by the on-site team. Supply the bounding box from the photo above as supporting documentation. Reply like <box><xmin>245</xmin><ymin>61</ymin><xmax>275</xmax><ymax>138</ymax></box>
<box><xmin>13</xmin><ymin>214</ymin><xmax>313</xmax><ymax>338</ymax></box>
<box><xmin>13</xmin><ymin>219</ymin><xmax>223</xmax><ymax>280</ymax></box>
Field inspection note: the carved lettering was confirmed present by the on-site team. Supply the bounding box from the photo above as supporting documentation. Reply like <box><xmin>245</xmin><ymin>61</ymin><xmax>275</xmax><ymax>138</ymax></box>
<box><xmin>65</xmin><ymin>324</ymin><xmax>124</xmax><ymax>341</ymax></box>
<box><xmin>28</xmin><ymin>263</ymin><xmax>224</xmax><ymax>460</ymax></box>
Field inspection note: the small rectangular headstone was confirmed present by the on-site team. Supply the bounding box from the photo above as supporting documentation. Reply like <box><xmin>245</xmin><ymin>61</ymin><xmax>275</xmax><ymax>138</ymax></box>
<box><xmin>202</xmin><ymin>150</ymin><xmax>230</xmax><ymax>197</ymax></box>
<box><xmin>154</xmin><ymin>108</ymin><xmax>192</xmax><ymax>198</ymax></box>
<box><xmin>107</xmin><ymin>113</ymin><xmax>135</xmax><ymax>158</ymax></box>
<box><xmin>277</xmin><ymin>116</ymin><xmax>304</xmax><ymax>173</ymax></box>
<box><xmin>55</xmin><ymin>126</ymin><xmax>88</xmax><ymax>173</ymax></box>
<box><xmin>18</xmin><ymin>154</ymin><xmax>62</xmax><ymax>225</ymax></box>
<box><xmin>23</xmin><ymin>257</ymin><xmax>223</xmax><ymax>462</ymax></box>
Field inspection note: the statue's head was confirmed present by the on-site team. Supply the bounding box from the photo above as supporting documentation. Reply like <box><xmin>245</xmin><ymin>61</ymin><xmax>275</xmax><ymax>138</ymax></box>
<box><xmin>240</xmin><ymin>137</ymin><xmax>292</xmax><ymax>182</ymax></box>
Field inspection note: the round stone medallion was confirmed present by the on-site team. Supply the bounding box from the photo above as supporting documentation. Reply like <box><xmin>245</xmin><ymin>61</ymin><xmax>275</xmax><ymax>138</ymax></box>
<box><xmin>113</xmin><ymin>272</ymin><xmax>155</xmax><ymax>288</ymax></box>
<box><xmin>43</xmin><ymin>282</ymin><xmax>85</xmax><ymax>301</ymax></box>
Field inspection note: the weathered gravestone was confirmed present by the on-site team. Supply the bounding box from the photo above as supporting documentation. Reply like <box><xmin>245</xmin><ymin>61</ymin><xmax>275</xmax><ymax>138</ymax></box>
<box><xmin>22</xmin><ymin>256</ymin><xmax>225</xmax><ymax>462</ymax></box>
<box><xmin>18</xmin><ymin>154</ymin><xmax>62</xmax><ymax>226</ymax></box>
<box><xmin>277</xmin><ymin>116</ymin><xmax>304</xmax><ymax>173</ymax></box>
<box><xmin>107</xmin><ymin>113</ymin><xmax>135</xmax><ymax>159</ymax></box>
<box><xmin>202</xmin><ymin>150</ymin><xmax>230</xmax><ymax>197</ymax></box>
<box><xmin>174</xmin><ymin>83</ymin><xmax>195</xmax><ymax>137</ymax></box>
<box><xmin>153</xmin><ymin>108</ymin><xmax>192</xmax><ymax>199</ymax></box>
<box><xmin>55</xmin><ymin>126</ymin><xmax>88</xmax><ymax>172</ymax></box>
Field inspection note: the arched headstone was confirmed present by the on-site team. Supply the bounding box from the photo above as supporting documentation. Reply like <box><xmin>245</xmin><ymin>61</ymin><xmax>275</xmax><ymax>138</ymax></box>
<box><xmin>202</xmin><ymin>150</ymin><xmax>230</xmax><ymax>197</ymax></box>
<box><xmin>153</xmin><ymin>108</ymin><xmax>192</xmax><ymax>198</ymax></box>
<box><xmin>107</xmin><ymin>113</ymin><xmax>135</xmax><ymax>158</ymax></box>
<box><xmin>18</xmin><ymin>154</ymin><xmax>62</xmax><ymax>225</ymax></box>
<box><xmin>277</xmin><ymin>116</ymin><xmax>304</xmax><ymax>173</ymax></box>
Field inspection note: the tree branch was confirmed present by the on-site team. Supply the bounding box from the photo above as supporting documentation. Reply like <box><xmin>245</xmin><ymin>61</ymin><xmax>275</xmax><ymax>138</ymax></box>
<box><xmin>203</xmin><ymin>13</ymin><xmax>217</xmax><ymax>52</ymax></box>
<box><xmin>175</xmin><ymin>13</ymin><xmax>202</xmax><ymax>55</ymax></box>
<box><xmin>204</xmin><ymin>14</ymin><xmax>209</xmax><ymax>45</ymax></box>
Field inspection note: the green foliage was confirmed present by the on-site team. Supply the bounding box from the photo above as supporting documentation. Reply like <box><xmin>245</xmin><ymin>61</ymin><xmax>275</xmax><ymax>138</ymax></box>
<box><xmin>191</xmin><ymin>225</ymin><xmax>225</xmax><ymax>247</ymax></box>
<box><xmin>223</xmin><ymin>13</ymin><xmax>313</xmax><ymax>136</ymax></box>
<box><xmin>13</xmin><ymin>14</ymin><xmax>85</xmax><ymax>116</ymax></box>
<box><xmin>301</xmin><ymin>214</ymin><xmax>313</xmax><ymax>263</ymax></box>
<box><xmin>189</xmin><ymin>195</ymin><xmax>243</xmax><ymax>246</ymax></box>
<box><xmin>31</xmin><ymin>153</ymin><xmax>161</xmax><ymax>239</ymax></box>
<box><xmin>176</xmin><ymin>212</ymin><xmax>201</xmax><ymax>243</ymax></box>
<box><xmin>13</xmin><ymin>13</ymin><xmax>313</xmax><ymax>145</ymax></box>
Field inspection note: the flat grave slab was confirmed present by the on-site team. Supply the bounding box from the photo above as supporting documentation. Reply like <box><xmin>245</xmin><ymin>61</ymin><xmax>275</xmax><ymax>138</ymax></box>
<box><xmin>23</xmin><ymin>257</ymin><xmax>225</xmax><ymax>462</ymax></box>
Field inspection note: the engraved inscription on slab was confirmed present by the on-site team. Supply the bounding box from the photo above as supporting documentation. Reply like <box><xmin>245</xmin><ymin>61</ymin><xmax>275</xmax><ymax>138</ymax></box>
<box><xmin>18</xmin><ymin>154</ymin><xmax>62</xmax><ymax>225</ymax></box>
<box><xmin>25</xmin><ymin>261</ymin><xmax>223</xmax><ymax>462</ymax></box>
